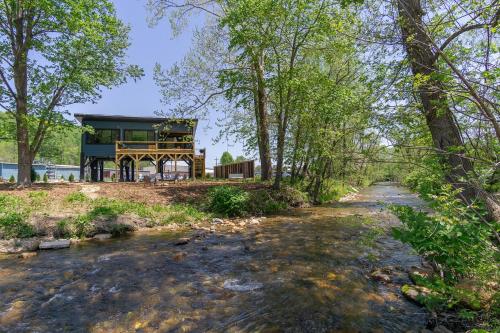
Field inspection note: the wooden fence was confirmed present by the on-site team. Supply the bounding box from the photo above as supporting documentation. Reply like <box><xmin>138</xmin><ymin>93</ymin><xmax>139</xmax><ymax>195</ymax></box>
<box><xmin>214</xmin><ymin>160</ymin><xmax>255</xmax><ymax>179</ymax></box>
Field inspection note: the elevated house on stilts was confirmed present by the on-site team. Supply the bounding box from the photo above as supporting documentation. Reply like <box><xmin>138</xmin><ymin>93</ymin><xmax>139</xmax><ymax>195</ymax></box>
<box><xmin>76</xmin><ymin>114</ymin><xmax>205</xmax><ymax>182</ymax></box>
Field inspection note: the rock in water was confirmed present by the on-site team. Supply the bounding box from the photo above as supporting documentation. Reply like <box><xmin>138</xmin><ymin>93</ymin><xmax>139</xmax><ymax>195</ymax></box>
<box><xmin>370</xmin><ymin>269</ymin><xmax>392</xmax><ymax>283</ymax></box>
<box><xmin>39</xmin><ymin>239</ymin><xmax>71</xmax><ymax>250</ymax></box>
<box><xmin>401</xmin><ymin>284</ymin><xmax>432</xmax><ymax>305</ymax></box>
<box><xmin>174</xmin><ymin>238</ymin><xmax>190</xmax><ymax>246</ymax></box>
<box><xmin>18</xmin><ymin>252</ymin><xmax>38</xmax><ymax>259</ymax></box>
<box><xmin>223</xmin><ymin>279</ymin><xmax>263</xmax><ymax>292</ymax></box>
<box><xmin>93</xmin><ymin>233</ymin><xmax>112</xmax><ymax>240</ymax></box>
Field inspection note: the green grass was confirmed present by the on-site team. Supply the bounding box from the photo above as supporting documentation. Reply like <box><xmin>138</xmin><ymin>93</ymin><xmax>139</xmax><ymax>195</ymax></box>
<box><xmin>0</xmin><ymin>191</ymin><xmax>209</xmax><ymax>240</ymax></box>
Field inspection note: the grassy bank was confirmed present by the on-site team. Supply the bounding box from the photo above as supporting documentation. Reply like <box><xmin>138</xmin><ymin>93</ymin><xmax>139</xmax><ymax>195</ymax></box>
<box><xmin>0</xmin><ymin>182</ymin><xmax>309</xmax><ymax>240</ymax></box>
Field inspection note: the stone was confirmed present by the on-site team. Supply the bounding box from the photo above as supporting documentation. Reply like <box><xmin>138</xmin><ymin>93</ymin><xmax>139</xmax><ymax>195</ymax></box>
<box><xmin>39</xmin><ymin>239</ymin><xmax>71</xmax><ymax>250</ymax></box>
<box><xmin>93</xmin><ymin>233</ymin><xmax>112</xmax><ymax>240</ymax></box>
<box><xmin>238</xmin><ymin>221</ymin><xmax>246</xmax><ymax>227</ymax></box>
<box><xmin>211</xmin><ymin>218</ymin><xmax>224</xmax><ymax>225</ymax></box>
<box><xmin>433</xmin><ymin>325</ymin><xmax>453</xmax><ymax>333</ymax></box>
<box><xmin>408</xmin><ymin>266</ymin><xmax>434</xmax><ymax>284</ymax></box>
<box><xmin>370</xmin><ymin>269</ymin><xmax>391</xmax><ymax>283</ymax></box>
<box><xmin>172</xmin><ymin>252</ymin><xmax>187</xmax><ymax>262</ymax></box>
<box><xmin>174</xmin><ymin>237</ymin><xmax>190</xmax><ymax>246</ymax></box>
<box><xmin>401</xmin><ymin>284</ymin><xmax>432</xmax><ymax>305</ymax></box>
<box><xmin>0</xmin><ymin>239</ymin><xmax>40</xmax><ymax>254</ymax></box>
<box><xmin>17</xmin><ymin>252</ymin><xmax>38</xmax><ymax>259</ymax></box>
<box><xmin>249</xmin><ymin>218</ymin><xmax>260</xmax><ymax>225</ymax></box>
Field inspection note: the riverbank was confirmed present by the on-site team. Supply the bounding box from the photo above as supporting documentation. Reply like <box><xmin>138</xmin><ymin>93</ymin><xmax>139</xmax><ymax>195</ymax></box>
<box><xmin>0</xmin><ymin>181</ymin><xmax>308</xmax><ymax>254</ymax></box>
<box><xmin>0</xmin><ymin>182</ymin><xmax>436</xmax><ymax>332</ymax></box>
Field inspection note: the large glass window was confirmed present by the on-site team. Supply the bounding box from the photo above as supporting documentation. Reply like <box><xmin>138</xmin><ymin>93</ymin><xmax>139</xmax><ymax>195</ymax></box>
<box><xmin>124</xmin><ymin>130</ymin><xmax>155</xmax><ymax>141</ymax></box>
<box><xmin>86</xmin><ymin>129</ymin><xmax>120</xmax><ymax>144</ymax></box>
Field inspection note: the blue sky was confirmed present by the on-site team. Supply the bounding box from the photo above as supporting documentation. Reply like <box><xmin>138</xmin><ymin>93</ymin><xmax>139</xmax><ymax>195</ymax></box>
<box><xmin>67</xmin><ymin>0</ymin><xmax>245</xmax><ymax>168</ymax></box>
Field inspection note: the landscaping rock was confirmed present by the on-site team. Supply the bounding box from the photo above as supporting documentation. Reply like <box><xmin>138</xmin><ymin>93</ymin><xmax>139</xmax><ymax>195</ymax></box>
<box><xmin>174</xmin><ymin>237</ymin><xmax>190</xmax><ymax>246</ymax></box>
<box><xmin>0</xmin><ymin>239</ymin><xmax>40</xmax><ymax>254</ymax></box>
<box><xmin>93</xmin><ymin>233</ymin><xmax>112</xmax><ymax>240</ymax></box>
<box><xmin>401</xmin><ymin>284</ymin><xmax>432</xmax><ymax>305</ymax></box>
<box><xmin>39</xmin><ymin>239</ymin><xmax>71</xmax><ymax>250</ymax></box>
<box><xmin>370</xmin><ymin>269</ymin><xmax>392</xmax><ymax>283</ymax></box>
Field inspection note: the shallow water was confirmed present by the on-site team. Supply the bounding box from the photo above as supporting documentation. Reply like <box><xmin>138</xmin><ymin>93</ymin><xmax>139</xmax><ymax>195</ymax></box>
<box><xmin>0</xmin><ymin>182</ymin><xmax>429</xmax><ymax>332</ymax></box>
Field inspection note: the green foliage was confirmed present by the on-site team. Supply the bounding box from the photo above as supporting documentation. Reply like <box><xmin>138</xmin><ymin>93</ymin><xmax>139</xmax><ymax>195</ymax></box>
<box><xmin>391</xmin><ymin>186</ymin><xmax>496</xmax><ymax>282</ymax></box>
<box><xmin>43</xmin><ymin>173</ymin><xmax>49</xmax><ymax>183</ymax></box>
<box><xmin>0</xmin><ymin>213</ymin><xmax>35</xmax><ymax>239</ymax></box>
<box><xmin>247</xmin><ymin>189</ymin><xmax>288</xmax><ymax>215</ymax></box>
<box><xmin>208</xmin><ymin>185</ymin><xmax>249</xmax><ymax>217</ymax></box>
<box><xmin>68</xmin><ymin>174</ymin><xmax>75</xmax><ymax>182</ymax></box>
<box><xmin>8</xmin><ymin>175</ymin><xmax>15</xmax><ymax>183</ymax></box>
<box><xmin>220</xmin><ymin>152</ymin><xmax>234</xmax><ymax>165</ymax></box>
<box><xmin>316</xmin><ymin>180</ymin><xmax>354</xmax><ymax>203</ymax></box>
<box><xmin>64</xmin><ymin>191</ymin><xmax>88</xmax><ymax>203</ymax></box>
<box><xmin>60</xmin><ymin>175</ymin><xmax>65</xmax><ymax>180</ymax></box>
<box><xmin>0</xmin><ymin>194</ymin><xmax>41</xmax><ymax>239</ymax></box>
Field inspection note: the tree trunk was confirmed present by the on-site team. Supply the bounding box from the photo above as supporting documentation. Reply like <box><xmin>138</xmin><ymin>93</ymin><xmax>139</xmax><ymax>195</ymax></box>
<box><xmin>13</xmin><ymin>5</ymin><xmax>32</xmax><ymax>186</ymax></box>
<box><xmin>397</xmin><ymin>0</ymin><xmax>500</xmax><ymax>221</ymax></box>
<box><xmin>253</xmin><ymin>54</ymin><xmax>272</xmax><ymax>181</ymax></box>
<box><xmin>16</xmin><ymin>113</ymin><xmax>31</xmax><ymax>186</ymax></box>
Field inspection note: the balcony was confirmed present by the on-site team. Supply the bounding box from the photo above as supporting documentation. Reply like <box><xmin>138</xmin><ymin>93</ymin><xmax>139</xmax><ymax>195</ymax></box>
<box><xmin>115</xmin><ymin>141</ymin><xmax>194</xmax><ymax>155</ymax></box>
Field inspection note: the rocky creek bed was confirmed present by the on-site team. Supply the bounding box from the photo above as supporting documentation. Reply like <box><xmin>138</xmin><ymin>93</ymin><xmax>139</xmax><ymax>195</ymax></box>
<box><xmin>0</xmin><ymin>183</ymin><xmax>449</xmax><ymax>332</ymax></box>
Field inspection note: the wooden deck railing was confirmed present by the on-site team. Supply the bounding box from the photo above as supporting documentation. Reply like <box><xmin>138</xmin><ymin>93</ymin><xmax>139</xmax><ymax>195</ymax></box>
<box><xmin>115</xmin><ymin>141</ymin><xmax>194</xmax><ymax>153</ymax></box>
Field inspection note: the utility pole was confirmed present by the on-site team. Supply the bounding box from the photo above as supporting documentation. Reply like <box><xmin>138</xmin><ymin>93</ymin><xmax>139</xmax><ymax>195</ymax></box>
<box><xmin>214</xmin><ymin>157</ymin><xmax>218</xmax><ymax>166</ymax></box>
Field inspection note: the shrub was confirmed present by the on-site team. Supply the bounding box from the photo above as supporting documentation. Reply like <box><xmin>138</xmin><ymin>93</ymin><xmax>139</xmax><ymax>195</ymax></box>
<box><xmin>68</xmin><ymin>174</ymin><xmax>75</xmax><ymax>182</ymax></box>
<box><xmin>30</xmin><ymin>168</ymin><xmax>37</xmax><ymax>182</ymax></box>
<box><xmin>0</xmin><ymin>213</ymin><xmax>35</xmax><ymax>239</ymax></box>
<box><xmin>36</xmin><ymin>173</ymin><xmax>41</xmax><ymax>181</ymax></box>
<box><xmin>60</xmin><ymin>175</ymin><xmax>65</xmax><ymax>180</ymax></box>
<box><xmin>8</xmin><ymin>175</ymin><xmax>15</xmax><ymax>183</ymax></box>
<box><xmin>208</xmin><ymin>185</ymin><xmax>249</xmax><ymax>217</ymax></box>
<box><xmin>247</xmin><ymin>189</ymin><xmax>287</xmax><ymax>215</ymax></box>
<box><xmin>390</xmin><ymin>185</ymin><xmax>496</xmax><ymax>282</ymax></box>
<box><xmin>43</xmin><ymin>173</ymin><xmax>48</xmax><ymax>183</ymax></box>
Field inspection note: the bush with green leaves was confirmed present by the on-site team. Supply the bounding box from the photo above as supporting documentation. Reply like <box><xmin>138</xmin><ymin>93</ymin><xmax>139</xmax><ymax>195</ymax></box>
<box><xmin>30</xmin><ymin>168</ymin><xmax>37</xmax><ymax>182</ymax></box>
<box><xmin>208</xmin><ymin>185</ymin><xmax>249</xmax><ymax>217</ymax></box>
<box><xmin>68</xmin><ymin>174</ymin><xmax>75</xmax><ymax>182</ymax></box>
<box><xmin>8</xmin><ymin>175</ymin><xmax>15</xmax><ymax>183</ymax></box>
<box><xmin>43</xmin><ymin>173</ymin><xmax>48</xmax><ymax>183</ymax></box>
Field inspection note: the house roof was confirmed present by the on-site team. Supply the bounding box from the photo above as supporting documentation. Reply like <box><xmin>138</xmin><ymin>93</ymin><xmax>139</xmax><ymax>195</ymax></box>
<box><xmin>74</xmin><ymin>113</ymin><xmax>198</xmax><ymax>130</ymax></box>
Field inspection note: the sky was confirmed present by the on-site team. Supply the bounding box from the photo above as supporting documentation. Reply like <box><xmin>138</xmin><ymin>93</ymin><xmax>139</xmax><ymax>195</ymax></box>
<box><xmin>66</xmin><ymin>0</ymin><xmax>245</xmax><ymax>168</ymax></box>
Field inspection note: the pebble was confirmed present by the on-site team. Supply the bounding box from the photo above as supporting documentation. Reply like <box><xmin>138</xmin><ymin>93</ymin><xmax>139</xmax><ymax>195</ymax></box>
<box><xmin>174</xmin><ymin>237</ymin><xmax>190</xmax><ymax>246</ymax></box>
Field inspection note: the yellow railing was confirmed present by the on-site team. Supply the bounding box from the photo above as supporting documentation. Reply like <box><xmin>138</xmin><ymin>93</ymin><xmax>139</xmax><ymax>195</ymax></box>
<box><xmin>115</xmin><ymin>141</ymin><xmax>194</xmax><ymax>152</ymax></box>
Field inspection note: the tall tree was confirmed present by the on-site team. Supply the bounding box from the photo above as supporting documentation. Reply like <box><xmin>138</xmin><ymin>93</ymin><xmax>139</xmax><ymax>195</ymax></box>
<box><xmin>394</xmin><ymin>0</ymin><xmax>500</xmax><ymax>221</ymax></box>
<box><xmin>220</xmin><ymin>151</ymin><xmax>234</xmax><ymax>165</ymax></box>
<box><xmin>0</xmin><ymin>0</ymin><xmax>142</xmax><ymax>186</ymax></box>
